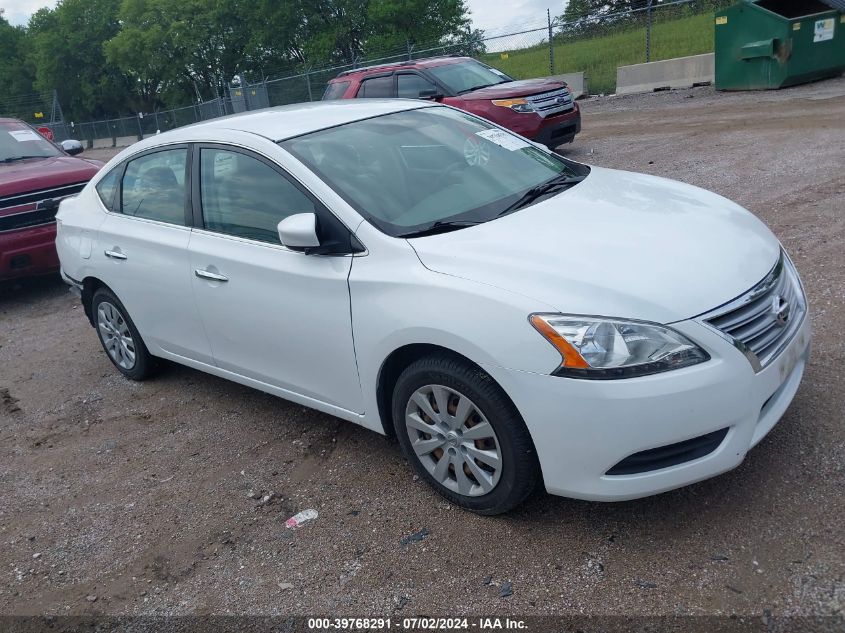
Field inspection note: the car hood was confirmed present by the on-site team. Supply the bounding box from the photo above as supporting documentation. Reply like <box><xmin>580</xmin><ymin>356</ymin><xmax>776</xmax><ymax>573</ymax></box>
<box><xmin>408</xmin><ymin>167</ymin><xmax>781</xmax><ymax>324</ymax></box>
<box><xmin>0</xmin><ymin>156</ymin><xmax>101</xmax><ymax>199</ymax></box>
<box><xmin>461</xmin><ymin>78</ymin><xmax>566</xmax><ymax>100</ymax></box>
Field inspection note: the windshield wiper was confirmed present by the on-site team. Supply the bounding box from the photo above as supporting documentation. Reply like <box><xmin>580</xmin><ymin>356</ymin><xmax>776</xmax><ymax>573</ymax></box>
<box><xmin>398</xmin><ymin>220</ymin><xmax>483</xmax><ymax>238</ymax></box>
<box><xmin>457</xmin><ymin>83</ymin><xmax>494</xmax><ymax>95</ymax></box>
<box><xmin>1</xmin><ymin>155</ymin><xmax>46</xmax><ymax>163</ymax></box>
<box><xmin>497</xmin><ymin>174</ymin><xmax>585</xmax><ymax>218</ymax></box>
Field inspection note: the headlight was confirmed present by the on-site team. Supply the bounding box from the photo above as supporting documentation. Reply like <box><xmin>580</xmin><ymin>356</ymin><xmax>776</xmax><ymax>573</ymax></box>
<box><xmin>529</xmin><ymin>314</ymin><xmax>709</xmax><ymax>379</ymax></box>
<box><xmin>492</xmin><ymin>98</ymin><xmax>535</xmax><ymax>113</ymax></box>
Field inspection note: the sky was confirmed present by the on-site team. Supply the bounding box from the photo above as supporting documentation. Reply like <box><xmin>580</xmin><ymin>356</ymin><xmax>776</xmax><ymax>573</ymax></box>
<box><xmin>1</xmin><ymin>0</ymin><xmax>55</xmax><ymax>26</ymax></box>
<box><xmin>466</xmin><ymin>0</ymin><xmax>564</xmax><ymax>35</ymax></box>
<box><xmin>5</xmin><ymin>0</ymin><xmax>564</xmax><ymax>31</ymax></box>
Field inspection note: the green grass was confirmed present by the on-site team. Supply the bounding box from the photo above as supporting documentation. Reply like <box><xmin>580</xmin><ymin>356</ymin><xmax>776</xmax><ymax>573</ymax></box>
<box><xmin>480</xmin><ymin>12</ymin><xmax>716</xmax><ymax>94</ymax></box>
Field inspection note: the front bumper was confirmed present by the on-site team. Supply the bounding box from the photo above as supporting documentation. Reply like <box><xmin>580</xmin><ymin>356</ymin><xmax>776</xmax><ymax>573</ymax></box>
<box><xmin>483</xmin><ymin>313</ymin><xmax>811</xmax><ymax>501</ymax></box>
<box><xmin>0</xmin><ymin>223</ymin><xmax>59</xmax><ymax>281</ymax></box>
<box><xmin>528</xmin><ymin>108</ymin><xmax>582</xmax><ymax>148</ymax></box>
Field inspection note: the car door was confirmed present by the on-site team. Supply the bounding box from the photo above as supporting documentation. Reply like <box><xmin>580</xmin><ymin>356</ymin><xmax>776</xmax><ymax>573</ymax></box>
<box><xmin>95</xmin><ymin>144</ymin><xmax>214</xmax><ymax>364</ymax></box>
<box><xmin>187</xmin><ymin>144</ymin><xmax>363</xmax><ymax>414</ymax></box>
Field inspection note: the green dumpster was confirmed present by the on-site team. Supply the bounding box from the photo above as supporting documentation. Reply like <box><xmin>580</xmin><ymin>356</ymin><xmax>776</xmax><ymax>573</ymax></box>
<box><xmin>715</xmin><ymin>0</ymin><xmax>845</xmax><ymax>90</ymax></box>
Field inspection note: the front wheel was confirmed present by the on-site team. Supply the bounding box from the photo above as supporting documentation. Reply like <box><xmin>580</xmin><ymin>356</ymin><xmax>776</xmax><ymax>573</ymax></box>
<box><xmin>392</xmin><ymin>355</ymin><xmax>540</xmax><ymax>514</ymax></box>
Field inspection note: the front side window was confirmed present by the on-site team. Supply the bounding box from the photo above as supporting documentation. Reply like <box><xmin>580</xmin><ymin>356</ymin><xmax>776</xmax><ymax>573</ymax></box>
<box><xmin>427</xmin><ymin>60</ymin><xmax>511</xmax><ymax>95</ymax></box>
<box><xmin>0</xmin><ymin>120</ymin><xmax>61</xmax><ymax>162</ymax></box>
<box><xmin>356</xmin><ymin>75</ymin><xmax>393</xmax><ymax>98</ymax></box>
<box><xmin>397</xmin><ymin>74</ymin><xmax>436</xmax><ymax>98</ymax></box>
<box><xmin>199</xmin><ymin>148</ymin><xmax>317</xmax><ymax>244</ymax></box>
<box><xmin>121</xmin><ymin>148</ymin><xmax>188</xmax><ymax>225</ymax></box>
<box><xmin>281</xmin><ymin>106</ymin><xmax>589</xmax><ymax>238</ymax></box>
<box><xmin>323</xmin><ymin>81</ymin><xmax>351</xmax><ymax>100</ymax></box>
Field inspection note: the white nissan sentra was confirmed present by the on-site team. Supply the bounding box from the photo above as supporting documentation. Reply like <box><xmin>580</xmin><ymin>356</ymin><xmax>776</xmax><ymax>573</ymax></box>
<box><xmin>56</xmin><ymin>100</ymin><xmax>811</xmax><ymax>514</ymax></box>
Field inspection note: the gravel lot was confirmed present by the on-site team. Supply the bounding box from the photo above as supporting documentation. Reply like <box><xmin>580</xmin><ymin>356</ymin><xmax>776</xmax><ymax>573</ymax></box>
<box><xmin>2</xmin><ymin>77</ymin><xmax>844</xmax><ymax>618</ymax></box>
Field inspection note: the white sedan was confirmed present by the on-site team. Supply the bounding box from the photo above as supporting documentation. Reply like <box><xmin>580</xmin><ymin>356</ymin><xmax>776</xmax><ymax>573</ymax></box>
<box><xmin>56</xmin><ymin>100</ymin><xmax>811</xmax><ymax>514</ymax></box>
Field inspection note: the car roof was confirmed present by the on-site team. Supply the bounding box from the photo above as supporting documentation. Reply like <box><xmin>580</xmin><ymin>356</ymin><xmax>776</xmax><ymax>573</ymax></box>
<box><xmin>332</xmin><ymin>56</ymin><xmax>471</xmax><ymax>81</ymax></box>
<box><xmin>134</xmin><ymin>99</ymin><xmax>433</xmax><ymax>147</ymax></box>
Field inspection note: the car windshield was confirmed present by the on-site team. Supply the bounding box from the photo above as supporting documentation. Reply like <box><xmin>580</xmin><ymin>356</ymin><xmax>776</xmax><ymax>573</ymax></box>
<box><xmin>280</xmin><ymin>106</ymin><xmax>589</xmax><ymax>238</ymax></box>
<box><xmin>427</xmin><ymin>60</ymin><xmax>512</xmax><ymax>94</ymax></box>
<box><xmin>0</xmin><ymin>120</ymin><xmax>61</xmax><ymax>162</ymax></box>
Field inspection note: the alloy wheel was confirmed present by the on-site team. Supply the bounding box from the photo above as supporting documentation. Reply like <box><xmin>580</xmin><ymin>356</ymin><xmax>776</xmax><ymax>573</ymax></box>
<box><xmin>404</xmin><ymin>384</ymin><xmax>502</xmax><ymax>497</ymax></box>
<box><xmin>97</xmin><ymin>301</ymin><xmax>136</xmax><ymax>370</ymax></box>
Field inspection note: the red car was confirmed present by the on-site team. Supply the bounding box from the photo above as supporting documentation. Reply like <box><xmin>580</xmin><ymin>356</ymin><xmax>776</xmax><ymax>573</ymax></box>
<box><xmin>324</xmin><ymin>56</ymin><xmax>581</xmax><ymax>149</ymax></box>
<box><xmin>0</xmin><ymin>118</ymin><xmax>101</xmax><ymax>282</ymax></box>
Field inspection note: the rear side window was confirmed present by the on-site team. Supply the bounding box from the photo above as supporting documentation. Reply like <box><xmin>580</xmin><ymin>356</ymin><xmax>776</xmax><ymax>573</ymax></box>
<box><xmin>95</xmin><ymin>168</ymin><xmax>120</xmax><ymax>211</ymax></box>
<box><xmin>323</xmin><ymin>81</ymin><xmax>350</xmax><ymax>100</ymax></box>
<box><xmin>121</xmin><ymin>148</ymin><xmax>188</xmax><ymax>225</ymax></box>
<box><xmin>397</xmin><ymin>74</ymin><xmax>436</xmax><ymax>98</ymax></box>
<box><xmin>357</xmin><ymin>75</ymin><xmax>393</xmax><ymax>98</ymax></box>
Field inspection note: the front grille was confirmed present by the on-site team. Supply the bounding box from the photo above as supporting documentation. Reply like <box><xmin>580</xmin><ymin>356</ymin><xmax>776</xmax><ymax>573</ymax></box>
<box><xmin>700</xmin><ymin>252</ymin><xmax>806</xmax><ymax>371</ymax></box>
<box><xmin>606</xmin><ymin>428</ymin><xmax>729</xmax><ymax>476</ymax></box>
<box><xmin>0</xmin><ymin>182</ymin><xmax>87</xmax><ymax>211</ymax></box>
<box><xmin>526</xmin><ymin>88</ymin><xmax>574</xmax><ymax>118</ymax></box>
<box><xmin>0</xmin><ymin>182</ymin><xmax>87</xmax><ymax>233</ymax></box>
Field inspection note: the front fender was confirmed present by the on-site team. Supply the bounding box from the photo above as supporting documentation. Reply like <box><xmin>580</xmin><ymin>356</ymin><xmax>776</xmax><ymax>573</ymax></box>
<box><xmin>348</xmin><ymin>238</ymin><xmax>561</xmax><ymax>433</ymax></box>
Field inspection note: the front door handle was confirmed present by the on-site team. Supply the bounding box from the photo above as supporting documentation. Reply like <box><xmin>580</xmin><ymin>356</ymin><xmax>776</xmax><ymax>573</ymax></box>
<box><xmin>104</xmin><ymin>249</ymin><xmax>127</xmax><ymax>260</ymax></box>
<box><xmin>195</xmin><ymin>268</ymin><xmax>229</xmax><ymax>282</ymax></box>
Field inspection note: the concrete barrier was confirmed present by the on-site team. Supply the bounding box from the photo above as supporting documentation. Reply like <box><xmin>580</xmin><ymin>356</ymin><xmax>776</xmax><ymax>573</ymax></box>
<box><xmin>550</xmin><ymin>72</ymin><xmax>587</xmax><ymax>98</ymax></box>
<box><xmin>616</xmin><ymin>53</ymin><xmax>715</xmax><ymax>95</ymax></box>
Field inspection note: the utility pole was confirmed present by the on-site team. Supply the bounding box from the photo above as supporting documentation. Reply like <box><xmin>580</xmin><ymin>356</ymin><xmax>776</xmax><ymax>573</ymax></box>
<box><xmin>646</xmin><ymin>0</ymin><xmax>653</xmax><ymax>63</ymax></box>
<box><xmin>548</xmin><ymin>8</ymin><xmax>555</xmax><ymax>76</ymax></box>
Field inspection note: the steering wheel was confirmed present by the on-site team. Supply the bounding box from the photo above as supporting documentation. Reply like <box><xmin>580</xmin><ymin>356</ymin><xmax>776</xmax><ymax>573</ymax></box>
<box><xmin>432</xmin><ymin>160</ymin><xmax>469</xmax><ymax>191</ymax></box>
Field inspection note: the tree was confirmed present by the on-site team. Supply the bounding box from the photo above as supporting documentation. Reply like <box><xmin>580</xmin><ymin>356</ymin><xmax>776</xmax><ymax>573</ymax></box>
<box><xmin>0</xmin><ymin>12</ymin><xmax>35</xmax><ymax>116</ymax></box>
<box><xmin>107</xmin><ymin>0</ymin><xmax>278</xmax><ymax>101</ymax></box>
<box><xmin>558</xmin><ymin>0</ymin><xmax>645</xmax><ymax>35</ymax></box>
<box><xmin>366</xmin><ymin>0</ymin><xmax>470</xmax><ymax>56</ymax></box>
<box><xmin>27</xmin><ymin>0</ymin><xmax>130</xmax><ymax>121</ymax></box>
<box><xmin>461</xmin><ymin>27</ymin><xmax>486</xmax><ymax>57</ymax></box>
<box><xmin>13</xmin><ymin>0</ymin><xmax>474</xmax><ymax>119</ymax></box>
<box><xmin>105</xmin><ymin>0</ymin><xmax>188</xmax><ymax>111</ymax></box>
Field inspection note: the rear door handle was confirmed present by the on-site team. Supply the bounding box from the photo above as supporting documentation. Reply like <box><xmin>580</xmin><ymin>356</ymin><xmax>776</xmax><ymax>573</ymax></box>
<box><xmin>195</xmin><ymin>268</ymin><xmax>229</xmax><ymax>282</ymax></box>
<box><xmin>104</xmin><ymin>249</ymin><xmax>127</xmax><ymax>260</ymax></box>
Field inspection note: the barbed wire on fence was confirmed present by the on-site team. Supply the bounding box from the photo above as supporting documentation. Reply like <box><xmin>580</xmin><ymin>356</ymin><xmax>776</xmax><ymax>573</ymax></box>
<box><xmin>10</xmin><ymin>0</ymin><xmax>736</xmax><ymax>145</ymax></box>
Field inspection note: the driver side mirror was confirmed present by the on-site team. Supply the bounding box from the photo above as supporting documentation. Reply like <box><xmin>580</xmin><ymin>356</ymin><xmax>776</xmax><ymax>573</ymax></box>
<box><xmin>278</xmin><ymin>213</ymin><xmax>320</xmax><ymax>250</ymax></box>
<box><xmin>418</xmin><ymin>88</ymin><xmax>444</xmax><ymax>101</ymax></box>
<box><xmin>61</xmin><ymin>139</ymin><xmax>84</xmax><ymax>156</ymax></box>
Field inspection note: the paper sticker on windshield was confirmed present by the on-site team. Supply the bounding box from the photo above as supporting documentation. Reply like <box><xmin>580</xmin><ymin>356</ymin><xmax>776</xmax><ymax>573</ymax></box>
<box><xmin>814</xmin><ymin>19</ymin><xmax>834</xmax><ymax>42</ymax></box>
<box><xmin>475</xmin><ymin>129</ymin><xmax>530</xmax><ymax>152</ymax></box>
<box><xmin>8</xmin><ymin>129</ymin><xmax>42</xmax><ymax>142</ymax></box>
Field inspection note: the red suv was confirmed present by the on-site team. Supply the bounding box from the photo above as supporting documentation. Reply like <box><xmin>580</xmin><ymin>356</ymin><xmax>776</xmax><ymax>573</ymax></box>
<box><xmin>324</xmin><ymin>57</ymin><xmax>581</xmax><ymax>149</ymax></box>
<box><xmin>0</xmin><ymin>118</ymin><xmax>101</xmax><ymax>281</ymax></box>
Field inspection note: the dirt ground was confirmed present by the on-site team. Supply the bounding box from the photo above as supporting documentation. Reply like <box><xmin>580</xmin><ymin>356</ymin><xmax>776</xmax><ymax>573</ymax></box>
<box><xmin>2</xmin><ymin>77</ymin><xmax>844</xmax><ymax>619</ymax></box>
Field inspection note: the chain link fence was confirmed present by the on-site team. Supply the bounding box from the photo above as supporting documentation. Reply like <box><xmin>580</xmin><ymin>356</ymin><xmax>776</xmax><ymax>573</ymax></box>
<box><xmin>24</xmin><ymin>0</ymin><xmax>734</xmax><ymax>146</ymax></box>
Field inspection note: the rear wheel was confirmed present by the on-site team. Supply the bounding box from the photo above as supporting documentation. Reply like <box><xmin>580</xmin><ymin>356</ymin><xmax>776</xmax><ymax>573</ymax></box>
<box><xmin>392</xmin><ymin>354</ymin><xmax>540</xmax><ymax>514</ymax></box>
<box><xmin>91</xmin><ymin>288</ymin><xmax>155</xmax><ymax>381</ymax></box>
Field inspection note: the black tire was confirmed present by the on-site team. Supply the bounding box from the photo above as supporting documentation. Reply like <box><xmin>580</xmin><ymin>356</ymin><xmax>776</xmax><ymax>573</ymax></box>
<box><xmin>392</xmin><ymin>354</ymin><xmax>540</xmax><ymax>515</ymax></box>
<box><xmin>91</xmin><ymin>287</ymin><xmax>156</xmax><ymax>381</ymax></box>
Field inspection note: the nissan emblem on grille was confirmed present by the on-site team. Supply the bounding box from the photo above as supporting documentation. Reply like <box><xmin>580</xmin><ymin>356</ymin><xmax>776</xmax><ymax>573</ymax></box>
<box><xmin>771</xmin><ymin>295</ymin><xmax>790</xmax><ymax>327</ymax></box>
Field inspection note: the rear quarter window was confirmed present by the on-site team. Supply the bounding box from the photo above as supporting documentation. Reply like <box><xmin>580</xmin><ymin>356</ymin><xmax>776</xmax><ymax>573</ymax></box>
<box><xmin>95</xmin><ymin>168</ymin><xmax>120</xmax><ymax>211</ymax></box>
<box><xmin>323</xmin><ymin>81</ymin><xmax>351</xmax><ymax>100</ymax></box>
